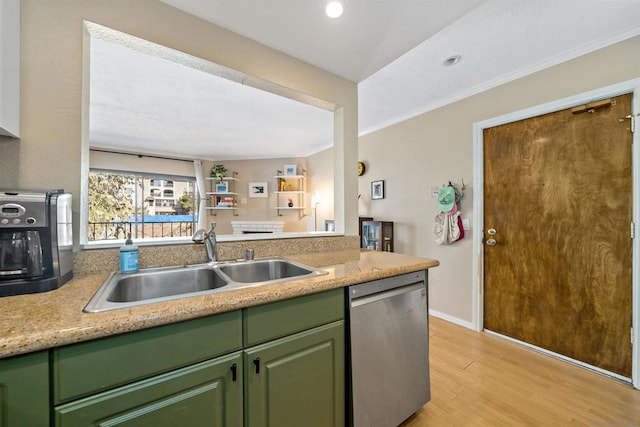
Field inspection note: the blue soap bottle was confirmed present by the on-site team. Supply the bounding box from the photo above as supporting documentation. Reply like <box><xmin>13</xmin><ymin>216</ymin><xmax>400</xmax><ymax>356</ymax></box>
<box><xmin>120</xmin><ymin>233</ymin><xmax>139</xmax><ymax>273</ymax></box>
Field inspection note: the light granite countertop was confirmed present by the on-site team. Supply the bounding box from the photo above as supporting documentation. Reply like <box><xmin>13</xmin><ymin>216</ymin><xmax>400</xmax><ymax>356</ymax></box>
<box><xmin>0</xmin><ymin>250</ymin><xmax>438</xmax><ymax>360</ymax></box>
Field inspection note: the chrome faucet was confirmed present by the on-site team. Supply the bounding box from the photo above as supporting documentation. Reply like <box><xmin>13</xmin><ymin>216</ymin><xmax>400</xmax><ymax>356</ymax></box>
<box><xmin>192</xmin><ymin>222</ymin><xmax>217</xmax><ymax>262</ymax></box>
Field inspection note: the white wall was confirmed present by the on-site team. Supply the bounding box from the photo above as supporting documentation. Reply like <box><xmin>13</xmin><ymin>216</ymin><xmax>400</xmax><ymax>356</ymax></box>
<box><xmin>307</xmin><ymin>147</ymin><xmax>335</xmax><ymax>231</ymax></box>
<box><xmin>0</xmin><ymin>0</ymin><xmax>358</xmax><ymax>244</ymax></box>
<box><xmin>358</xmin><ymin>36</ymin><xmax>640</xmax><ymax>324</ymax></box>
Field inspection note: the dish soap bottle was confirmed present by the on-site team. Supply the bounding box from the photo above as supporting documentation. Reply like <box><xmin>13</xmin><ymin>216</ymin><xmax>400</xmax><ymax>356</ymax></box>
<box><xmin>120</xmin><ymin>233</ymin><xmax>139</xmax><ymax>273</ymax></box>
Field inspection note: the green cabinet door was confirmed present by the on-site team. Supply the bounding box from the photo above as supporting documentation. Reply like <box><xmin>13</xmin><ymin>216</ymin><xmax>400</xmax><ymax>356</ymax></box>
<box><xmin>55</xmin><ymin>352</ymin><xmax>243</xmax><ymax>427</ymax></box>
<box><xmin>244</xmin><ymin>321</ymin><xmax>344</xmax><ymax>427</ymax></box>
<box><xmin>0</xmin><ymin>351</ymin><xmax>49</xmax><ymax>427</ymax></box>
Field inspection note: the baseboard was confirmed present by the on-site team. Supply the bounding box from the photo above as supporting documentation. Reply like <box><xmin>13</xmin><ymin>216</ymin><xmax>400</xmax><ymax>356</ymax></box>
<box><xmin>428</xmin><ymin>309</ymin><xmax>475</xmax><ymax>330</ymax></box>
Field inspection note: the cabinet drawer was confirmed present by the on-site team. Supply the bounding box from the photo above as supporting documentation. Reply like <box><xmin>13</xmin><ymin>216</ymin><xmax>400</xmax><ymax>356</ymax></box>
<box><xmin>55</xmin><ymin>352</ymin><xmax>243</xmax><ymax>427</ymax></box>
<box><xmin>53</xmin><ymin>310</ymin><xmax>241</xmax><ymax>404</ymax></box>
<box><xmin>243</xmin><ymin>289</ymin><xmax>343</xmax><ymax>346</ymax></box>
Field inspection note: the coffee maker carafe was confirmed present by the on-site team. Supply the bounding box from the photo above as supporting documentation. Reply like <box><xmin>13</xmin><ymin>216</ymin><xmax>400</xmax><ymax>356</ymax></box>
<box><xmin>0</xmin><ymin>190</ymin><xmax>73</xmax><ymax>296</ymax></box>
<box><xmin>0</xmin><ymin>230</ymin><xmax>43</xmax><ymax>278</ymax></box>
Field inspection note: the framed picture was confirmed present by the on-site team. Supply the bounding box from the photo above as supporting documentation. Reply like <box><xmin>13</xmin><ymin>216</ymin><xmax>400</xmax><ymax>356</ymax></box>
<box><xmin>249</xmin><ymin>182</ymin><xmax>268</xmax><ymax>198</ymax></box>
<box><xmin>371</xmin><ymin>180</ymin><xmax>385</xmax><ymax>200</ymax></box>
<box><xmin>215</xmin><ymin>182</ymin><xmax>228</xmax><ymax>193</ymax></box>
<box><xmin>284</xmin><ymin>165</ymin><xmax>297</xmax><ymax>176</ymax></box>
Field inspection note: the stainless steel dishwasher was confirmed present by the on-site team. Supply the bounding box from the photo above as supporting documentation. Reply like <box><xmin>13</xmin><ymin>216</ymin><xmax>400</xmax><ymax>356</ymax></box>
<box><xmin>348</xmin><ymin>270</ymin><xmax>430</xmax><ymax>427</ymax></box>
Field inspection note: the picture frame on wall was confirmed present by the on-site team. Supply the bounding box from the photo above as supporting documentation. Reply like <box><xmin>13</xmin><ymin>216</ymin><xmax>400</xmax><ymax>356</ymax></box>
<box><xmin>215</xmin><ymin>182</ymin><xmax>228</xmax><ymax>193</ymax></box>
<box><xmin>249</xmin><ymin>182</ymin><xmax>268</xmax><ymax>198</ymax></box>
<box><xmin>371</xmin><ymin>180</ymin><xmax>385</xmax><ymax>200</ymax></box>
<box><xmin>283</xmin><ymin>165</ymin><xmax>297</xmax><ymax>176</ymax></box>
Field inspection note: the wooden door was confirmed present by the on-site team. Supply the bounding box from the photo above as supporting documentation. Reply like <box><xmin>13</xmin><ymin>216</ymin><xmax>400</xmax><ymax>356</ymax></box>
<box><xmin>483</xmin><ymin>93</ymin><xmax>633</xmax><ymax>377</ymax></box>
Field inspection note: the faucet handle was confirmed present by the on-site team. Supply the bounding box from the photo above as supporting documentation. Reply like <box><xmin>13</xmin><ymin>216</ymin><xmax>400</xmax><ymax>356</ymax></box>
<box><xmin>192</xmin><ymin>228</ymin><xmax>206</xmax><ymax>242</ymax></box>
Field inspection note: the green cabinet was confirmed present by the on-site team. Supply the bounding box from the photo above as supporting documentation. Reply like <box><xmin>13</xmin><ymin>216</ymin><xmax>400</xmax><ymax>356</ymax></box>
<box><xmin>52</xmin><ymin>312</ymin><xmax>243</xmax><ymax>427</ymax></box>
<box><xmin>244</xmin><ymin>321</ymin><xmax>344</xmax><ymax>427</ymax></box>
<box><xmin>3</xmin><ymin>288</ymin><xmax>345</xmax><ymax>427</ymax></box>
<box><xmin>243</xmin><ymin>289</ymin><xmax>345</xmax><ymax>427</ymax></box>
<box><xmin>52</xmin><ymin>311</ymin><xmax>242</xmax><ymax>404</ymax></box>
<box><xmin>54</xmin><ymin>352</ymin><xmax>243</xmax><ymax>427</ymax></box>
<box><xmin>0</xmin><ymin>351</ymin><xmax>49</xmax><ymax>427</ymax></box>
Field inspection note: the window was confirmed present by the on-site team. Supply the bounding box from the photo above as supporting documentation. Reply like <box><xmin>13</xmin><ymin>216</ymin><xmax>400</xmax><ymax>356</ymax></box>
<box><xmin>88</xmin><ymin>169</ymin><xmax>199</xmax><ymax>242</ymax></box>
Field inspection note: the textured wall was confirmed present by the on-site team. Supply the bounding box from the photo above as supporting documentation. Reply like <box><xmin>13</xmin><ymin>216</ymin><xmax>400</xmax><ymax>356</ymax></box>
<box><xmin>358</xmin><ymin>36</ymin><xmax>640</xmax><ymax>323</ymax></box>
<box><xmin>0</xmin><ymin>0</ymin><xmax>358</xmax><ymax>245</ymax></box>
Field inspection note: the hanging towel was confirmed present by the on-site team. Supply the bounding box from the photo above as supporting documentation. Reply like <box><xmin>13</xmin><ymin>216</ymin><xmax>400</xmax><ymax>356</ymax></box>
<box><xmin>456</xmin><ymin>214</ymin><xmax>465</xmax><ymax>240</ymax></box>
<box><xmin>434</xmin><ymin>210</ymin><xmax>461</xmax><ymax>245</ymax></box>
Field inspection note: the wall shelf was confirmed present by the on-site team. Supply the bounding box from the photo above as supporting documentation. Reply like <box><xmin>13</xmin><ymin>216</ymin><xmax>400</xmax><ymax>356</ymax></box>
<box><xmin>206</xmin><ymin>172</ymin><xmax>239</xmax><ymax>216</ymax></box>
<box><xmin>206</xmin><ymin>207</ymin><xmax>238</xmax><ymax>211</ymax></box>
<box><xmin>273</xmin><ymin>171</ymin><xmax>306</xmax><ymax>217</ymax></box>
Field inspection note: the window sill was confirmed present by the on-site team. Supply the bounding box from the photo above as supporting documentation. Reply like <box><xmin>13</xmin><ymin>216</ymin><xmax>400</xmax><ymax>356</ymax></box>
<box><xmin>80</xmin><ymin>232</ymin><xmax>343</xmax><ymax>250</ymax></box>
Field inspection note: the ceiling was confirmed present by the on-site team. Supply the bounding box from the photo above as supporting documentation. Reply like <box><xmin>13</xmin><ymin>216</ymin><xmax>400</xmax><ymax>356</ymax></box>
<box><xmin>89</xmin><ymin>34</ymin><xmax>335</xmax><ymax>161</ymax></box>
<box><xmin>90</xmin><ymin>0</ymin><xmax>640</xmax><ymax>160</ymax></box>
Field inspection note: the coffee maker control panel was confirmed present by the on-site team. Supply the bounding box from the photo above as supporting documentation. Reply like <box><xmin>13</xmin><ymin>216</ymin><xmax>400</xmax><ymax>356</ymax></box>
<box><xmin>0</xmin><ymin>193</ymin><xmax>49</xmax><ymax>228</ymax></box>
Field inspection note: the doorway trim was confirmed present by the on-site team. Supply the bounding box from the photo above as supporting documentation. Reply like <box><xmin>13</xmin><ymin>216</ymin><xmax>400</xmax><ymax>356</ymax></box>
<box><xmin>472</xmin><ymin>78</ymin><xmax>640</xmax><ymax>388</ymax></box>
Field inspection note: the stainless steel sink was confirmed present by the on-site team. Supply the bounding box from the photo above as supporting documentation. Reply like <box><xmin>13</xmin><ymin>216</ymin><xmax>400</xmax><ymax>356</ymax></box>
<box><xmin>215</xmin><ymin>258</ymin><xmax>326</xmax><ymax>284</ymax></box>
<box><xmin>84</xmin><ymin>265</ymin><xmax>229</xmax><ymax>313</ymax></box>
<box><xmin>107</xmin><ymin>267</ymin><xmax>228</xmax><ymax>302</ymax></box>
<box><xmin>84</xmin><ymin>258</ymin><xmax>327</xmax><ymax>313</ymax></box>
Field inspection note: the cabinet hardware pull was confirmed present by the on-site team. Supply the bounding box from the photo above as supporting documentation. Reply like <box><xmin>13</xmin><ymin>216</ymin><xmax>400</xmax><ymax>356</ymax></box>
<box><xmin>230</xmin><ymin>363</ymin><xmax>237</xmax><ymax>381</ymax></box>
<box><xmin>254</xmin><ymin>357</ymin><xmax>261</xmax><ymax>374</ymax></box>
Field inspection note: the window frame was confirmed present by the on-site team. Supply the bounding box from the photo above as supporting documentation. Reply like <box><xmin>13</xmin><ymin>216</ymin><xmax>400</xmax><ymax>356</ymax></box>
<box><xmin>84</xmin><ymin>168</ymin><xmax>199</xmax><ymax>246</ymax></box>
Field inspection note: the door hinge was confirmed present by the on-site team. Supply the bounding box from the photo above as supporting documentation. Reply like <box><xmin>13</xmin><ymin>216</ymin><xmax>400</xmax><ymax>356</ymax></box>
<box><xmin>632</xmin><ymin>116</ymin><xmax>636</xmax><ymax>133</ymax></box>
<box><xmin>632</xmin><ymin>327</ymin><xmax>634</xmax><ymax>344</ymax></box>
<box><xmin>631</xmin><ymin>222</ymin><xmax>635</xmax><ymax>239</ymax></box>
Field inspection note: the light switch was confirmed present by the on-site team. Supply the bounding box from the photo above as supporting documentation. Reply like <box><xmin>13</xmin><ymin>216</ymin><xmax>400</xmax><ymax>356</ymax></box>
<box><xmin>430</xmin><ymin>185</ymin><xmax>439</xmax><ymax>198</ymax></box>
<box><xmin>462</xmin><ymin>218</ymin><xmax>470</xmax><ymax>230</ymax></box>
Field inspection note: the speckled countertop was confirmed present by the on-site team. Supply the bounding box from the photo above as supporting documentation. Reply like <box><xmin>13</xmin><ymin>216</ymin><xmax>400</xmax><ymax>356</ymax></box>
<box><xmin>0</xmin><ymin>249</ymin><xmax>438</xmax><ymax>360</ymax></box>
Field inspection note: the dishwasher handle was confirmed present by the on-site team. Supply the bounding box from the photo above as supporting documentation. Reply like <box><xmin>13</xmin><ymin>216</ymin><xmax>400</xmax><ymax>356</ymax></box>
<box><xmin>350</xmin><ymin>282</ymin><xmax>425</xmax><ymax>308</ymax></box>
<box><xmin>349</xmin><ymin>271</ymin><xmax>425</xmax><ymax>301</ymax></box>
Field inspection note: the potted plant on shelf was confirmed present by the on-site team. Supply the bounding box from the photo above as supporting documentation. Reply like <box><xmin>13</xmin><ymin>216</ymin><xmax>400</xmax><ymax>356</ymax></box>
<box><xmin>210</xmin><ymin>165</ymin><xmax>227</xmax><ymax>183</ymax></box>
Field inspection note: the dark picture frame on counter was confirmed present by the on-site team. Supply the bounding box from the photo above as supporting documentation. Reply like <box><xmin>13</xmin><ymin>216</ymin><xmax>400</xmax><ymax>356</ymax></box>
<box><xmin>371</xmin><ymin>180</ymin><xmax>385</xmax><ymax>200</ymax></box>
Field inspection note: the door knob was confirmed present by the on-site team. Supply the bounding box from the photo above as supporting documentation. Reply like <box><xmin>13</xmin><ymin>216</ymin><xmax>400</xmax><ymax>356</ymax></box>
<box><xmin>486</xmin><ymin>238</ymin><xmax>497</xmax><ymax>246</ymax></box>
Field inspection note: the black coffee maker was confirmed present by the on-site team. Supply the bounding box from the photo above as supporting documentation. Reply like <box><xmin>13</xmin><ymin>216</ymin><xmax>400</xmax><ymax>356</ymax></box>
<box><xmin>0</xmin><ymin>190</ymin><xmax>73</xmax><ymax>296</ymax></box>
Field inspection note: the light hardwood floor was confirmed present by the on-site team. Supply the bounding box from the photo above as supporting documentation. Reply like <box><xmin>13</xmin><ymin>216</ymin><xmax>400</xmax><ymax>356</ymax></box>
<box><xmin>401</xmin><ymin>316</ymin><xmax>640</xmax><ymax>426</ymax></box>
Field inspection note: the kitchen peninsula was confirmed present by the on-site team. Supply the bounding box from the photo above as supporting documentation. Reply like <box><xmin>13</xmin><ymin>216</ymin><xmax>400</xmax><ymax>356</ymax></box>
<box><xmin>0</xmin><ymin>240</ymin><xmax>438</xmax><ymax>427</ymax></box>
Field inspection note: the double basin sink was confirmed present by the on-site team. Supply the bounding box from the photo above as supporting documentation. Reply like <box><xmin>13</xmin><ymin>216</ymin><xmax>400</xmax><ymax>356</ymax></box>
<box><xmin>84</xmin><ymin>257</ymin><xmax>328</xmax><ymax>313</ymax></box>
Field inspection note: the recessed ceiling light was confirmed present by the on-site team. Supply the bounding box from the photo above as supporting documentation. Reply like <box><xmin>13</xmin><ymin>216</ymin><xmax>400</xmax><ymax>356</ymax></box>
<box><xmin>443</xmin><ymin>55</ymin><xmax>462</xmax><ymax>66</ymax></box>
<box><xmin>325</xmin><ymin>1</ymin><xmax>344</xmax><ymax>18</ymax></box>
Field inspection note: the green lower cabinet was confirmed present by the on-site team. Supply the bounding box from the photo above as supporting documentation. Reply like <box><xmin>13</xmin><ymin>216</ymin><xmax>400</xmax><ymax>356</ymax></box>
<box><xmin>0</xmin><ymin>351</ymin><xmax>49</xmax><ymax>427</ymax></box>
<box><xmin>54</xmin><ymin>352</ymin><xmax>243</xmax><ymax>427</ymax></box>
<box><xmin>244</xmin><ymin>321</ymin><xmax>344</xmax><ymax>427</ymax></box>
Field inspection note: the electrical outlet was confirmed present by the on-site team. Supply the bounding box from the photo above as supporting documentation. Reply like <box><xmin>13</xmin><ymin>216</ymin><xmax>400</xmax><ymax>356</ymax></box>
<box><xmin>462</xmin><ymin>218</ymin><xmax>470</xmax><ymax>230</ymax></box>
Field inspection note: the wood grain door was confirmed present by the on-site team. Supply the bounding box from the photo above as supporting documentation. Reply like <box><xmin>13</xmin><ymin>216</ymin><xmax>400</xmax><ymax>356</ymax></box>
<box><xmin>483</xmin><ymin>93</ymin><xmax>633</xmax><ymax>377</ymax></box>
